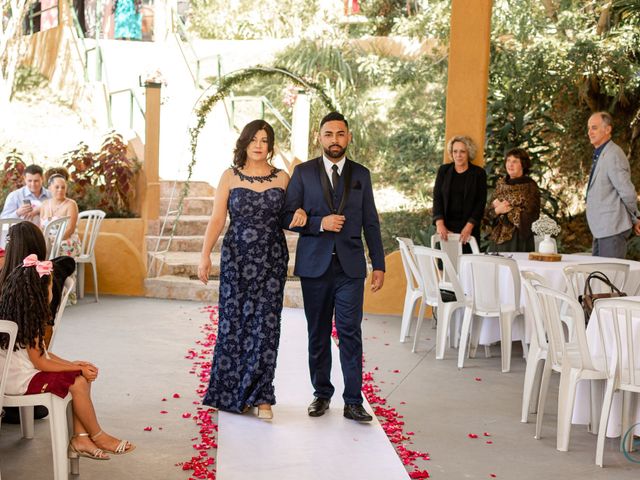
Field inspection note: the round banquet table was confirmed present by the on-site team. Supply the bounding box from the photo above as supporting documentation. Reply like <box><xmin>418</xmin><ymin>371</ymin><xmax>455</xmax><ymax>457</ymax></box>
<box><xmin>572</xmin><ymin>297</ymin><xmax>640</xmax><ymax>437</ymax></box>
<box><xmin>458</xmin><ymin>252</ymin><xmax>640</xmax><ymax>347</ymax></box>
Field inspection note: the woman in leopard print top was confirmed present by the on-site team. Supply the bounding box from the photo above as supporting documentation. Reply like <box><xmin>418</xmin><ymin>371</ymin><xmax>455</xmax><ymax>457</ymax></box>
<box><xmin>485</xmin><ymin>148</ymin><xmax>540</xmax><ymax>252</ymax></box>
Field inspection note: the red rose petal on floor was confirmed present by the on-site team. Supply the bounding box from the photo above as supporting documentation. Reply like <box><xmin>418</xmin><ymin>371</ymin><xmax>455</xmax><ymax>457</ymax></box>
<box><xmin>475</xmin><ymin>377</ymin><xmax>482</xmax><ymax>381</ymax></box>
<box><xmin>160</xmin><ymin>410</ymin><xmax>168</xmax><ymax>414</ymax></box>
<box><xmin>161</xmin><ymin>398</ymin><xmax>167</xmax><ymax>401</ymax></box>
<box><xmin>468</xmin><ymin>433</ymin><xmax>478</xmax><ymax>438</ymax></box>
<box><xmin>490</xmin><ymin>475</ymin><xmax>496</xmax><ymax>478</ymax></box>
<box><xmin>173</xmin><ymin>393</ymin><xmax>181</xmax><ymax>398</ymax></box>
<box><xmin>400</xmin><ymin>401</ymin><xmax>406</xmax><ymax>405</ymax></box>
<box><xmin>486</xmin><ymin>441</ymin><xmax>493</xmax><ymax>444</ymax></box>
<box><xmin>392</xmin><ymin>369</ymin><xmax>400</xmax><ymax>373</ymax></box>
<box><xmin>183</xmin><ymin>413</ymin><xmax>192</xmax><ymax>418</ymax></box>
<box><xmin>143</xmin><ymin>427</ymin><xmax>152</xmax><ymax>431</ymax></box>
<box><xmin>483</xmin><ymin>432</ymin><xmax>491</xmax><ymax>436</ymax></box>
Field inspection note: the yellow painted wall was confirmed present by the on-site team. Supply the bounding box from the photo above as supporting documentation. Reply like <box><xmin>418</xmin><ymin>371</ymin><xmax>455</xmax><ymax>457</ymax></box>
<box><xmin>443</xmin><ymin>0</ymin><xmax>492</xmax><ymax>166</ymax></box>
<box><xmin>364</xmin><ymin>251</ymin><xmax>407</xmax><ymax>315</ymax></box>
<box><xmin>78</xmin><ymin>218</ymin><xmax>147</xmax><ymax>296</ymax></box>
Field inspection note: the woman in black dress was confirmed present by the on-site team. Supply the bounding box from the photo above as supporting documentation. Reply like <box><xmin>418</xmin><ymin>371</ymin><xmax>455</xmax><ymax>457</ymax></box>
<box><xmin>432</xmin><ymin>135</ymin><xmax>487</xmax><ymax>250</ymax></box>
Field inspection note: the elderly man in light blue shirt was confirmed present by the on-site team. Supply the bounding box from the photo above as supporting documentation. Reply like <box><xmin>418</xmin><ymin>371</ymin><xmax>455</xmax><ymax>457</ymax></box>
<box><xmin>0</xmin><ymin>164</ymin><xmax>51</xmax><ymax>226</ymax></box>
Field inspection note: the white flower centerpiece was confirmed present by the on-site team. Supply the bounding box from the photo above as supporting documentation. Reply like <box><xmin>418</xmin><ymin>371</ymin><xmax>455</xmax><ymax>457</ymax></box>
<box><xmin>531</xmin><ymin>215</ymin><xmax>561</xmax><ymax>254</ymax></box>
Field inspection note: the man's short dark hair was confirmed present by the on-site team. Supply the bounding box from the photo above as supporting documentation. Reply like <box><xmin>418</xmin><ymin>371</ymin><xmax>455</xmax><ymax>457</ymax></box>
<box><xmin>320</xmin><ymin>112</ymin><xmax>348</xmax><ymax>129</ymax></box>
<box><xmin>24</xmin><ymin>164</ymin><xmax>43</xmax><ymax>176</ymax></box>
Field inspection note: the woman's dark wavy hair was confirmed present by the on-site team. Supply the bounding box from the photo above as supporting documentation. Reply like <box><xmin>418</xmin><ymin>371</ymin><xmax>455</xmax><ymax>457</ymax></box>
<box><xmin>0</xmin><ymin>265</ymin><xmax>51</xmax><ymax>352</ymax></box>
<box><xmin>232</xmin><ymin>120</ymin><xmax>275</xmax><ymax>169</ymax></box>
<box><xmin>0</xmin><ymin>222</ymin><xmax>47</xmax><ymax>291</ymax></box>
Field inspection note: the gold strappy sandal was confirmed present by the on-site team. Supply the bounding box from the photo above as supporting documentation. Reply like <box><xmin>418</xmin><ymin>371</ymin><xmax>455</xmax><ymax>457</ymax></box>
<box><xmin>91</xmin><ymin>430</ymin><xmax>136</xmax><ymax>455</ymax></box>
<box><xmin>68</xmin><ymin>433</ymin><xmax>110</xmax><ymax>460</ymax></box>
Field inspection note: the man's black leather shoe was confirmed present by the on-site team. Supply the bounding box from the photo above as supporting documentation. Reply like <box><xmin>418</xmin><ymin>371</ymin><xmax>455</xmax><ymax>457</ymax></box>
<box><xmin>308</xmin><ymin>397</ymin><xmax>330</xmax><ymax>417</ymax></box>
<box><xmin>343</xmin><ymin>404</ymin><xmax>373</xmax><ymax>422</ymax></box>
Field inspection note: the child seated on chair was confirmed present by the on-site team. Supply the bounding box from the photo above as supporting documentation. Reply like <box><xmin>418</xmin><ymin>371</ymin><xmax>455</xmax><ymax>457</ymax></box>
<box><xmin>0</xmin><ymin>255</ymin><xmax>135</xmax><ymax>460</ymax></box>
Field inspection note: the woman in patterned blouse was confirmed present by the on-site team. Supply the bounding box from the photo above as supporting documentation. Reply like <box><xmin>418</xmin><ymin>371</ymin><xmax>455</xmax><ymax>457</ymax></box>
<box><xmin>485</xmin><ymin>148</ymin><xmax>541</xmax><ymax>252</ymax></box>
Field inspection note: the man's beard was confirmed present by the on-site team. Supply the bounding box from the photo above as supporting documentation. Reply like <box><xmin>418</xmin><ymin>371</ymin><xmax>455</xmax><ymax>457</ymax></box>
<box><xmin>323</xmin><ymin>145</ymin><xmax>347</xmax><ymax>159</ymax></box>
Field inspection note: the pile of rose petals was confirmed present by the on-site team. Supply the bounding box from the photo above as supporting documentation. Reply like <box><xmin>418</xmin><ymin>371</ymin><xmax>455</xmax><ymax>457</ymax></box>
<box><xmin>175</xmin><ymin>305</ymin><xmax>220</xmax><ymax>480</ymax></box>
<box><xmin>362</xmin><ymin>366</ymin><xmax>430</xmax><ymax>478</ymax></box>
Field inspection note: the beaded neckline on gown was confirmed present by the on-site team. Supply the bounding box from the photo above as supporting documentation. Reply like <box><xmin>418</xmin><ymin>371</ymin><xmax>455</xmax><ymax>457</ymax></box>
<box><xmin>232</xmin><ymin>167</ymin><xmax>280</xmax><ymax>183</ymax></box>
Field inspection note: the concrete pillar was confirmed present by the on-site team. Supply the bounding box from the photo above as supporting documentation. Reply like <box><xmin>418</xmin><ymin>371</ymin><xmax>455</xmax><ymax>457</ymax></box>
<box><xmin>144</xmin><ymin>81</ymin><xmax>161</xmax><ymax>220</ymax></box>
<box><xmin>291</xmin><ymin>89</ymin><xmax>310</xmax><ymax>168</ymax></box>
<box><xmin>444</xmin><ymin>0</ymin><xmax>492</xmax><ymax>166</ymax></box>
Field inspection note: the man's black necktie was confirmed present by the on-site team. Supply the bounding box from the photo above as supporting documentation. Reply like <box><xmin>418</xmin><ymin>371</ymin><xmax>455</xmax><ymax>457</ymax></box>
<box><xmin>586</xmin><ymin>150</ymin><xmax>599</xmax><ymax>197</ymax></box>
<box><xmin>331</xmin><ymin>164</ymin><xmax>340</xmax><ymax>191</ymax></box>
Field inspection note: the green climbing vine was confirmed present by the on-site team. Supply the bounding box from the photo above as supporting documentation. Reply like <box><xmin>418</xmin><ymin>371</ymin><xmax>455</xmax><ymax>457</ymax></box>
<box><xmin>166</xmin><ymin>65</ymin><xmax>336</xmax><ymax>248</ymax></box>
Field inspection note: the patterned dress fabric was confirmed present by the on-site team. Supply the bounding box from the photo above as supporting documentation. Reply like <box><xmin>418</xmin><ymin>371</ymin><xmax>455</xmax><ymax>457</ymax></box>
<box><xmin>203</xmin><ymin>187</ymin><xmax>289</xmax><ymax>413</ymax></box>
<box><xmin>114</xmin><ymin>0</ymin><xmax>141</xmax><ymax>40</ymax></box>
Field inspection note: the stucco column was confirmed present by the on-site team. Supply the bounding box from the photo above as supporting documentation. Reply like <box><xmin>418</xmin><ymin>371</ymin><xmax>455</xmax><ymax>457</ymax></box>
<box><xmin>144</xmin><ymin>81</ymin><xmax>161</xmax><ymax>220</ymax></box>
<box><xmin>443</xmin><ymin>0</ymin><xmax>492</xmax><ymax>165</ymax></box>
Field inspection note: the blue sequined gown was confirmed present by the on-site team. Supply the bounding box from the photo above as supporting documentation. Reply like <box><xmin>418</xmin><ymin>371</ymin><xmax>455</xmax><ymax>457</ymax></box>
<box><xmin>203</xmin><ymin>187</ymin><xmax>289</xmax><ymax>412</ymax></box>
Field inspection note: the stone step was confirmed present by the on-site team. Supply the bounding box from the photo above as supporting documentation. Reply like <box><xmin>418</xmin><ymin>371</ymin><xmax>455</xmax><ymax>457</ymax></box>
<box><xmin>160</xmin><ymin>196</ymin><xmax>215</xmax><ymax>216</ymax></box>
<box><xmin>160</xmin><ymin>180</ymin><xmax>215</xmax><ymax>197</ymax></box>
<box><xmin>148</xmin><ymin>251</ymin><xmax>297</xmax><ymax>278</ymax></box>
<box><xmin>144</xmin><ymin>275</ymin><xmax>304</xmax><ymax>308</ymax></box>
<box><xmin>147</xmin><ymin>215</ymin><xmax>213</xmax><ymax>236</ymax></box>
<box><xmin>146</xmin><ymin>232</ymin><xmax>300</xmax><ymax>253</ymax></box>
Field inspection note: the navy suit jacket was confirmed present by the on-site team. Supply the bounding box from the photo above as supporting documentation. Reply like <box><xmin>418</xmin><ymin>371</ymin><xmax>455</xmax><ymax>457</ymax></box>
<box><xmin>282</xmin><ymin>157</ymin><xmax>385</xmax><ymax>279</ymax></box>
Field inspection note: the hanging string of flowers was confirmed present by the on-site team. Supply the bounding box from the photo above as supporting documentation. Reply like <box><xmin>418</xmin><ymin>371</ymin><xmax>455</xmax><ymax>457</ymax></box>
<box><xmin>165</xmin><ymin>66</ymin><xmax>336</xmax><ymax>244</ymax></box>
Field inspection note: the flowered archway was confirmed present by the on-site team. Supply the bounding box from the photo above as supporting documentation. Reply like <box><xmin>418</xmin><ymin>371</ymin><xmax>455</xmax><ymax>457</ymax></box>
<box><xmin>175</xmin><ymin>65</ymin><xmax>336</xmax><ymax>220</ymax></box>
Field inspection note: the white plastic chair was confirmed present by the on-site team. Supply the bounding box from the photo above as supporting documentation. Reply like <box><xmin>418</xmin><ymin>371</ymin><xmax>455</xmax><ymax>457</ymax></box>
<box><xmin>563</xmin><ymin>263</ymin><xmax>630</xmax><ymax>301</ymax></box>
<box><xmin>0</xmin><ymin>321</ymin><xmax>78</xmax><ymax>479</ymax></box>
<box><xmin>76</xmin><ymin>210</ymin><xmax>105</xmax><ymax>301</ymax></box>
<box><xmin>47</xmin><ymin>277</ymin><xmax>76</xmax><ymax>350</ymax></box>
<box><xmin>412</xmin><ymin>246</ymin><xmax>471</xmax><ymax>358</ymax></box>
<box><xmin>533</xmin><ymin>285</ymin><xmax>608</xmax><ymax>451</ymax></box>
<box><xmin>0</xmin><ymin>320</ymin><xmax>17</xmax><ymax>480</ymax></box>
<box><xmin>593</xmin><ymin>297</ymin><xmax>640</xmax><ymax>467</ymax></box>
<box><xmin>431</xmin><ymin>233</ymin><xmax>479</xmax><ymax>286</ymax></box>
<box><xmin>457</xmin><ymin>254</ymin><xmax>526</xmax><ymax>373</ymax></box>
<box><xmin>3</xmin><ymin>391</ymin><xmax>76</xmax><ymax>479</ymax></box>
<box><xmin>520</xmin><ymin>270</ymin><xmax>551</xmax><ymax>423</ymax></box>
<box><xmin>396</xmin><ymin>237</ymin><xmax>424</xmax><ymax>343</ymax></box>
<box><xmin>0</xmin><ymin>218</ymin><xmax>24</xmax><ymax>248</ymax></box>
<box><xmin>43</xmin><ymin>216</ymin><xmax>69</xmax><ymax>260</ymax></box>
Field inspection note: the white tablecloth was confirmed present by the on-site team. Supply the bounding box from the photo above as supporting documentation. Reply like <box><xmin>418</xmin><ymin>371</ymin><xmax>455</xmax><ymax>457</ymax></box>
<box><xmin>572</xmin><ymin>299</ymin><xmax>640</xmax><ymax>437</ymax></box>
<box><xmin>458</xmin><ymin>253</ymin><xmax>640</xmax><ymax>346</ymax></box>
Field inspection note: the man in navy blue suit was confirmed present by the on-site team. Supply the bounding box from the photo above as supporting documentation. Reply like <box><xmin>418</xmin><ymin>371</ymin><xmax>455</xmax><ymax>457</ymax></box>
<box><xmin>283</xmin><ymin>112</ymin><xmax>385</xmax><ymax>422</ymax></box>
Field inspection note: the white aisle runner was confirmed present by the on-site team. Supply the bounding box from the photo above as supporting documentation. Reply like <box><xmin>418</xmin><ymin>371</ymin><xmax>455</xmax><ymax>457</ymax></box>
<box><xmin>216</xmin><ymin>307</ymin><xmax>410</xmax><ymax>480</ymax></box>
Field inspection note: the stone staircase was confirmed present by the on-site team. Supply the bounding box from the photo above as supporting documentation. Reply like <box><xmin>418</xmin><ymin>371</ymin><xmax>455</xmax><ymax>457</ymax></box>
<box><xmin>144</xmin><ymin>181</ymin><xmax>303</xmax><ymax>307</ymax></box>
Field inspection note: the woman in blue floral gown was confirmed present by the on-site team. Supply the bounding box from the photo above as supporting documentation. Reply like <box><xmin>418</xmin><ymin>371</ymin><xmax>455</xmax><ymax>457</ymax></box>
<box><xmin>198</xmin><ymin>120</ymin><xmax>307</xmax><ymax>420</ymax></box>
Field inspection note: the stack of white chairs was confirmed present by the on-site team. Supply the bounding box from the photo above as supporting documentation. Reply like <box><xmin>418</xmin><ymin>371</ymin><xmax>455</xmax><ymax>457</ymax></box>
<box><xmin>412</xmin><ymin>246</ymin><xmax>470</xmax><ymax>358</ymax></box>
<box><xmin>397</xmin><ymin>237</ymin><xmax>424</xmax><ymax>343</ymax></box>
<box><xmin>593</xmin><ymin>297</ymin><xmax>640</xmax><ymax>467</ymax></box>
<box><xmin>457</xmin><ymin>254</ymin><xmax>526</xmax><ymax>373</ymax></box>
<box><xmin>533</xmin><ymin>285</ymin><xmax>608</xmax><ymax>451</ymax></box>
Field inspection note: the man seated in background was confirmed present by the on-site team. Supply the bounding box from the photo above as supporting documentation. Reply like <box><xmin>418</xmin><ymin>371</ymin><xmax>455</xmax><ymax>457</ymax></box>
<box><xmin>0</xmin><ymin>164</ymin><xmax>51</xmax><ymax>227</ymax></box>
